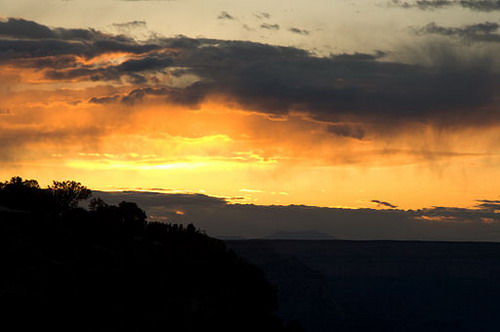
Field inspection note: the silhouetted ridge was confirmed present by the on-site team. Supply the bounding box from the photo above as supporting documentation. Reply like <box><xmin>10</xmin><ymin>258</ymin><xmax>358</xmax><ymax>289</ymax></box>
<box><xmin>0</xmin><ymin>177</ymin><xmax>301</xmax><ymax>332</ymax></box>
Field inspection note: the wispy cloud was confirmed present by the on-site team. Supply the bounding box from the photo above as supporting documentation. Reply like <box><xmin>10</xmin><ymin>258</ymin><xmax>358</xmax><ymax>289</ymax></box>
<box><xmin>111</xmin><ymin>20</ymin><xmax>147</xmax><ymax>29</ymax></box>
<box><xmin>260</xmin><ymin>23</ymin><xmax>280</xmax><ymax>30</ymax></box>
<box><xmin>217</xmin><ymin>11</ymin><xmax>235</xmax><ymax>20</ymax></box>
<box><xmin>288</xmin><ymin>27</ymin><xmax>310</xmax><ymax>35</ymax></box>
<box><xmin>476</xmin><ymin>200</ymin><xmax>500</xmax><ymax>211</ymax></box>
<box><xmin>371</xmin><ymin>200</ymin><xmax>398</xmax><ymax>208</ymax></box>
<box><xmin>253</xmin><ymin>12</ymin><xmax>271</xmax><ymax>19</ymax></box>
<box><xmin>389</xmin><ymin>0</ymin><xmax>500</xmax><ymax>12</ymax></box>
<box><xmin>416</xmin><ymin>22</ymin><xmax>500</xmax><ymax>43</ymax></box>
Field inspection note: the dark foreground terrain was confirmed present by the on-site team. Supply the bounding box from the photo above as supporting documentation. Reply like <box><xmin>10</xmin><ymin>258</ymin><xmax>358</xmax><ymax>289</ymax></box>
<box><xmin>227</xmin><ymin>240</ymin><xmax>500</xmax><ymax>332</ymax></box>
<box><xmin>0</xmin><ymin>177</ymin><xmax>299</xmax><ymax>332</ymax></box>
<box><xmin>1</xmin><ymin>210</ymin><xmax>301</xmax><ymax>332</ymax></box>
<box><xmin>2</xmin><ymin>177</ymin><xmax>499</xmax><ymax>331</ymax></box>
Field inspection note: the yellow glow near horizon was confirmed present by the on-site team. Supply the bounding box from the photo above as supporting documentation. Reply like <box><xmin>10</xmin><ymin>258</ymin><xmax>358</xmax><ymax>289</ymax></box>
<box><xmin>4</xmin><ymin>145</ymin><xmax>497</xmax><ymax>211</ymax></box>
<box><xmin>0</xmin><ymin>66</ymin><xmax>498</xmax><ymax>211</ymax></box>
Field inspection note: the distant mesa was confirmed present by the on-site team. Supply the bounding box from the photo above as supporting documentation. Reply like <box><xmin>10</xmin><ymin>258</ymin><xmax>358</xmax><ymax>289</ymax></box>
<box><xmin>265</xmin><ymin>230</ymin><xmax>336</xmax><ymax>240</ymax></box>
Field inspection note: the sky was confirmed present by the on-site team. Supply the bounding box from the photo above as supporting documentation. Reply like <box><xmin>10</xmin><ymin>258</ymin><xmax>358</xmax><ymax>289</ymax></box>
<box><xmin>0</xmin><ymin>0</ymin><xmax>499</xmax><ymax>238</ymax></box>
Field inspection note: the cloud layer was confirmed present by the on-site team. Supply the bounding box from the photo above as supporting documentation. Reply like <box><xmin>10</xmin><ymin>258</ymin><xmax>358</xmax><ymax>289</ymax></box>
<box><xmin>95</xmin><ymin>191</ymin><xmax>500</xmax><ymax>241</ymax></box>
<box><xmin>1</xmin><ymin>18</ymin><xmax>498</xmax><ymax>129</ymax></box>
<box><xmin>0</xmin><ymin>17</ymin><xmax>498</xmax><ymax>215</ymax></box>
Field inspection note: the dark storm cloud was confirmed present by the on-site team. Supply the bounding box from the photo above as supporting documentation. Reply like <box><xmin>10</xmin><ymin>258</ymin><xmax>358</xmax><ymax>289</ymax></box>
<box><xmin>2</xmin><ymin>18</ymin><xmax>499</xmax><ymax>127</ymax></box>
<box><xmin>91</xmin><ymin>191</ymin><xmax>500</xmax><ymax>240</ymax></box>
<box><xmin>0</xmin><ymin>18</ymin><xmax>57</xmax><ymax>39</ymax></box>
<box><xmin>116</xmin><ymin>55</ymin><xmax>173</xmax><ymax>72</ymax></box>
<box><xmin>260</xmin><ymin>23</ymin><xmax>280</xmax><ymax>30</ymax></box>
<box><xmin>89</xmin><ymin>87</ymin><xmax>170</xmax><ymax>105</ymax></box>
<box><xmin>163</xmin><ymin>37</ymin><xmax>498</xmax><ymax>125</ymax></box>
<box><xmin>45</xmin><ymin>67</ymin><xmax>103</xmax><ymax>80</ymax></box>
<box><xmin>0</xmin><ymin>17</ymin><xmax>113</xmax><ymax>41</ymax></box>
<box><xmin>0</xmin><ymin>39</ymin><xmax>87</xmax><ymax>60</ymax></box>
<box><xmin>416</xmin><ymin>22</ymin><xmax>500</xmax><ymax>43</ymax></box>
<box><xmin>92</xmin><ymin>39</ymin><xmax>160</xmax><ymax>54</ymax></box>
<box><xmin>0</xmin><ymin>18</ymin><xmax>159</xmax><ymax>62</ymax></box>
<box><xmin>288</xmin><ymin>27</ymin><xmax>310</xmax><ymax>35</ymax></box>
<box><xmin>45</xmin><ymin>54</ymin><xmax>173</xmax><ymax>81</ymax></box>
<box><xmin>11</xmin><ymin>55</ymin><xmax>79</xmax><ymax>69</ymax></box>
<box><xmin>371</xmin><ymin>200</ymin><xmax>398</xmax><ymax>208</ymax></box>
<box><xmin>0</xmin><ymin>37</ymin><xmax>158</xmax><ymax>62</ymax></box>
<box><xmin>390</xmin><ymin>0</ymin><xmax>500</xmax><ymax>11</ymax></box>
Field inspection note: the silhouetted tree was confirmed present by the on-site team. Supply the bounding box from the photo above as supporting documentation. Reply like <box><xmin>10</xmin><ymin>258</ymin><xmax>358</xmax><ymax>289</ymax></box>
<box><xmin>117</xmin><ymin>201</ymin><xmax>146</xmax><ymax>222</ymax></box>
<box><xmin>88</xmin><ymin>197</ymin><xmax>109</xmax><ymax>212</ymax></box>
<box><xmin>187</xmin><ymin>223</ymin><xmax>196</xmax><ymax>233</ymax></box>
<box><xmin>117</xmin><ymin>201</ymin><xmax>147</xmax><ymax>233</ymax></box>
<box><xmin>0</xmin><ymin>176</ymin><xmax>50</xmax><ymax>212</ymax></box>
<box><xmin>49</xmin><ymin>180</ymin><xmax>92</xmax><ymax>211</ymax></box>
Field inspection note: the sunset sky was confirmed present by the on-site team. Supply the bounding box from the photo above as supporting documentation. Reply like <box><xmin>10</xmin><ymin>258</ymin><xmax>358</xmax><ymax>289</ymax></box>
<box><xmin>0</xmin><ymin>0</ymin><xmax>499</xmax><ymax>238</ymax></box>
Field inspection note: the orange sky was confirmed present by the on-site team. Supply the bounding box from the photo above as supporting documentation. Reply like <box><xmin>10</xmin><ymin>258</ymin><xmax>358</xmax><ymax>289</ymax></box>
<box><xmin>0</xmin><ymin>13</ymin><xmax>498</xmax><ymax>211</ymax></box>
<box><xmin>1</xmin><ymin>68</ymin><xmax>498</xmax><ymax>209</ymax></box>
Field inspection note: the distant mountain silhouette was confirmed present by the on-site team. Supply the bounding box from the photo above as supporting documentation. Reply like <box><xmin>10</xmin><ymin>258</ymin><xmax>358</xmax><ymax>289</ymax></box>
<box><xmin>265</xmin><ymin>230</ymin><xmax>336</xmax><ymax>240</ymax></box>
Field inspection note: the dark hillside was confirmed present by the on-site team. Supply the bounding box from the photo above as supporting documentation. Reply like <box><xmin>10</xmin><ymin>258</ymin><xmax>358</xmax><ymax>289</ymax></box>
<box><xmin>0</xmin><ymin>177</ymin><xmax>298</xmax><ymax>332</ymax></box>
